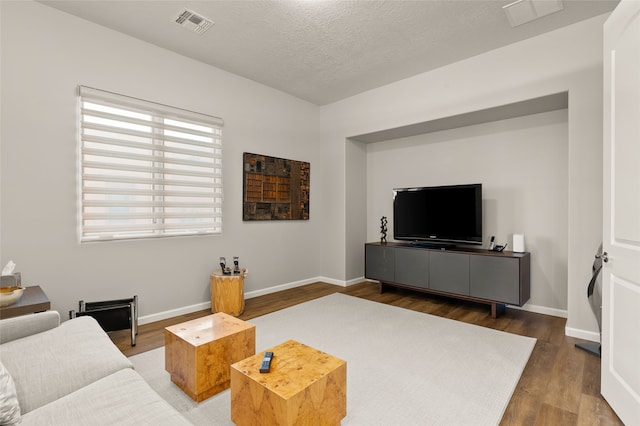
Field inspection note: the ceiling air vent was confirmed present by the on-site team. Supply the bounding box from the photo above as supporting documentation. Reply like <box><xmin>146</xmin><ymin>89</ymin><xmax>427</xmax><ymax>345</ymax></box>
<box><xmin>173</xmin><ymin>8</ymin><xmax>213</xmax><ymax>34</ymax></box>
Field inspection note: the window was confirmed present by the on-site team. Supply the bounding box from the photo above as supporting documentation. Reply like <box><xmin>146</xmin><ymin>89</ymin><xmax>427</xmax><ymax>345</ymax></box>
<box><xmin>78</xmin><ymin>86</ymin><xmax>223</xmax><ymax>242</ymax></box>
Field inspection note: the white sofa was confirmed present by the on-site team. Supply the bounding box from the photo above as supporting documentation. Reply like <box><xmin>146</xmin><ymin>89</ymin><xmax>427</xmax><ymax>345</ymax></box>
<box><xmin>0</xmin><ymin>310</ymin><xmax>191</xmax><ymax>425</ymax></box>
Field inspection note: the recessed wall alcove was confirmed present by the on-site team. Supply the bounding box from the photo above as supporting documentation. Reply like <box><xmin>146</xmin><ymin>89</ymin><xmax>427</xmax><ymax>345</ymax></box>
<box><xmin>346</xmin><ymin>91</ymin><xmax>570</xmax><ymax>315</ymax></box>
<box><xmin>350</xmin><ymin>92</ymin><xmax>568</xmax><ymax>143</ymax></box>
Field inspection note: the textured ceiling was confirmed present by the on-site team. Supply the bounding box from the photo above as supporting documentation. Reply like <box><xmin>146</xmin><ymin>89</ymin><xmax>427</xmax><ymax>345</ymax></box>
<box><xmin>39</xmin><ymin>0</ymin><xmax>618</xmax><ymax>105</ymax></box>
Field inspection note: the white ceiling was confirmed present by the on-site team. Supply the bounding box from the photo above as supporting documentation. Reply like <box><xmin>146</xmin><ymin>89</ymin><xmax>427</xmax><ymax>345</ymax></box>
<box><xmin>39</xmin><ymin>0</ymin><xmax>618</xmax><ymax>105</ymax></box>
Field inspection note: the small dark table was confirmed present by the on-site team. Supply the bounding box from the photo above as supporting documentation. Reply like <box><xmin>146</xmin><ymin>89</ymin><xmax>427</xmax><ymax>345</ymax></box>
<box><xmin>0</xmin><ymin>285</ymin><xmax>50</xmax><ymax>319</ymax></box>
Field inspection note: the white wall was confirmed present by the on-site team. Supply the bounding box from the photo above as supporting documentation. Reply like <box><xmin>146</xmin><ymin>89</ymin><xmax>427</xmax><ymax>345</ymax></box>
<box><xmin>1</xmin><ymin>1</ymin><xmax>607</xmax><ymax>339</ymax></box>
<box><xmin>319</xmin><ymin>14</ymin><xmax>607</xmax><ymax>339</ymax></box>
<box><xmin>366</xmin><ymin>110</ymin><xmax>569</xmax><ymax>312</ymax></box>
<box><xmin>0</xmin><ymin>1</ymin><xmax>322</xmax><ymax>321</ymax></box>
<box><xmin>345</xmin><ymin>139</ymin><xmax>368</xmax><ymax>284</ymax></box>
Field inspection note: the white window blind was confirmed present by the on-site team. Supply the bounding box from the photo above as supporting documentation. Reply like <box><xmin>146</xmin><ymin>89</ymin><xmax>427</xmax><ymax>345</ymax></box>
<box><xmin>78</xmin><ymin>86</ymin><xmax>223</xmax><ymax>242</ymax></box>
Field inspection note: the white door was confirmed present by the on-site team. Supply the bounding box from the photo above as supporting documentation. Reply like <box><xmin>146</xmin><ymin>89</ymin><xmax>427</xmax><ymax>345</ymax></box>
<box><xmin>602</xmin><ymin>0</ymin><xmax>640</xmax><ymax>423</ymax></box>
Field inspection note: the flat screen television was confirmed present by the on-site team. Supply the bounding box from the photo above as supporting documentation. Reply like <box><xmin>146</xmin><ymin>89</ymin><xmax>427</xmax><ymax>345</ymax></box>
<box><xmin>393</xmin><ymin>183</ymin><xmax>482</xmax><ymax>246</ymax></box>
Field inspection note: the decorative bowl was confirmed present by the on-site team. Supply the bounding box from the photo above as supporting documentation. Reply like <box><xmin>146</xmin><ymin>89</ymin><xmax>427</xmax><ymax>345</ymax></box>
<box><xmin>0</xmin><ymin>286</ymin><xmax>25</xmax><ymax>307</ymax></box>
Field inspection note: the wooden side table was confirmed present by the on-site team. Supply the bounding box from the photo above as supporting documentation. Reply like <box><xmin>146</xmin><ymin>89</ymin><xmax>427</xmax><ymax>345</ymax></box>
<box><xmin>0</xmin><ymin>286</ymin><xmax>50</xmax><ymax>319</ymax></box>
<box><xmin>230</xmin><ymin>339</ymin><xmax>347</xmax><ymax>426</ymax></box>
<box><xmin>210</xmin><ymin>269</ymin><xmax>246</xmax><ymax>316</ymax></box>
<box><xmin>164</xmin><ymin>313</ymin><xmax>255</xmax><ymax>402</ymax></box>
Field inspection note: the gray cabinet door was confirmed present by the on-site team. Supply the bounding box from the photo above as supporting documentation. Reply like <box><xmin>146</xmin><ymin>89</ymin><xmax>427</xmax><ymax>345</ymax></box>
<box><xmin>429</xmin><ymin>252</ymin><xmax>469</xmax><ymax>295</ymax></box>
<box><xmin>365</xmin><ymin>244</ymin><xmax>395</xmax><ymax>282</ymax></box>
<box><xmin>395</xmin><ymin>247</ymin><xmax>429</xmax><ymax>289</ymax></box>
<box><xmin>470</xmin><ymin>256</ymin><xmax>519</xmax><ymax>304</ymax></box>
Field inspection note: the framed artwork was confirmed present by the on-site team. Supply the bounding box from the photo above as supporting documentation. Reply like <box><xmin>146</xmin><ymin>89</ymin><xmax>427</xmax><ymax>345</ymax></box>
<box><xmin>243</xmin><ymin>152</ymin><xmax>310</xmax><ymax>220</ymax></box>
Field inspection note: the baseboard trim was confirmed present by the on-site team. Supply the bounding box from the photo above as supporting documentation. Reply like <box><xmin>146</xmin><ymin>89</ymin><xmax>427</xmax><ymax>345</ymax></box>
<box><xmin>345</xmin><ymin>276</ymin><xmax>366</xmax><ymax>286</ymax></box>
<box><xmin>565</xmin><ymin>326</ymin><xmax>600</xmax><ymax>343</ymax></box>
<box><xmin>139</xmin><ymin>277</ymin><xmax>348</xmax><ymax>325</ymax></box>
<box><xmin>244</xmin><ymin>277</ymin><xmax>328</xmax><ymax>299</ymax></box>
<box><xmin>507</xmin><ymin>303</ymin><xmax>568</xmax><ymax>318</ymax></box>
<box><xmin>138</xmin><ymin>277</ymin><xmax>573</xmax><ymax>328</ymax></box>
<box><xmin>244</xmin><ymin>276</ymin><xmax>362</xmax><ymax>296</ymax></box>
<box><xmin>139</xmin><ymin>301</ymin><xmax>211</xmax><ymax>325</ymax></box>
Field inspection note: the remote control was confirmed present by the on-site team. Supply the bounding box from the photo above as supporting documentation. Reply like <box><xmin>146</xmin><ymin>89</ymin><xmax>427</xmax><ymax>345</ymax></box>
<box><xmin>259</xmin><ymin>351</ymin><xmax>273</xmax><ymax>373</ymax></box>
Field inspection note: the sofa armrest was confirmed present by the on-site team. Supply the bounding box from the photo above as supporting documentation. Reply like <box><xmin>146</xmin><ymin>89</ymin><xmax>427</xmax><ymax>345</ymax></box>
<box><xmin>0</xmin><ymin>310</ymin><xmax>60</xmax><ymax>344</ymax></box>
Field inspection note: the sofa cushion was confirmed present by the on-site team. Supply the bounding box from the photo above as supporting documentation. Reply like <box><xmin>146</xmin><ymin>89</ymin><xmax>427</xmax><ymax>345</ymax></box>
<box><xmin>0</xmin><ymin>310</ymin><xmax>60</xmax><ymax>344</ymax></box>
<box><xmin>0</xmin><ymin>360</ymin><xmax>21</xmax><ymax>425</ymax></box>
<box><xmin>0</xmin><ymin>316</ymin><xmax>132</xmax><ymax>414</ymax></box>
<box><xmin>20</xmin><ymin>368</ymin><xmax>192</xmax><ymax>426</ymax></box>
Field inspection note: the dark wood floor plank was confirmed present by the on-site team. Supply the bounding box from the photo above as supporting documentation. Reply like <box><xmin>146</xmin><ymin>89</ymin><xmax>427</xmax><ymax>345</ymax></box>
<box><xmin>581</xmin><ymin>350</ymin><xmax>603</xmax><ymax>397</ymax></box>
<box><xmin>543</xmin><ymin>337</ymin><xmax>586</xmax><ymax>413</ymax></box>
<box><xmin>578</xmin><ymin>394</ymin><xmax>623</xmax><ymax>425</ymax></box>
<box><xmin>534</xmin><ymin>403</ymin><xmax>578</xmax><ymax>426</ymax></box>
<box><xmin>501</xmin><ymin>340</ymin><xmax>558</xmax><ymax>425</ymax></box>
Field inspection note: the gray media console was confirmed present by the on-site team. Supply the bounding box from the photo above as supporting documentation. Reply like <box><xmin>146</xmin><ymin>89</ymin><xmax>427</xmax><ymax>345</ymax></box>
<box><xmin>365</xmin><ymin>242</ymin><xmax>530</xmax><ymax>317</ymax></box>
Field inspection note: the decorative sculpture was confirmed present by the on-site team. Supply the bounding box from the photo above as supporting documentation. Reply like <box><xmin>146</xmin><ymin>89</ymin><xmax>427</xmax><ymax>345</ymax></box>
<box><xmin>219</xmin><ymin>257</ymin><xmax>232</xmax><ymax>275</ymax></box>
<box><xmin>380</xmin><ymin>216</ymin><xmax>388</xmax><ymax>243</ymax></box>
<box><xmin>575</xmin><ymin>243</ymin><xmax>604</xmax><ymax>357</ymax></box>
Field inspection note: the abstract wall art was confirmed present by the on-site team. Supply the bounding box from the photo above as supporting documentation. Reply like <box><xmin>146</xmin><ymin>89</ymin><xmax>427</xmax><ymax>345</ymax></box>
<box><xmin>242</xmin><ymin>152</ymin><xmax>310</xmax><ymax>220</ymax></box>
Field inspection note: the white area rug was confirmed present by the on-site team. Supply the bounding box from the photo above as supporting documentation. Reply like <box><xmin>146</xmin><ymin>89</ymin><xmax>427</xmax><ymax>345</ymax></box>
<box><xmin>130</xmin><ymin>293</ymin><xmax>535</xmax><ymax>425</ymax></box>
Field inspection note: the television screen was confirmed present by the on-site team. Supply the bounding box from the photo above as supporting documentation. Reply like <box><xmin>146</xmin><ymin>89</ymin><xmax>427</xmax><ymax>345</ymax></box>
<box><xmin>393</xmin><ymin>183</ymin><xmax>482</xmax><ymax>246</ymax></box>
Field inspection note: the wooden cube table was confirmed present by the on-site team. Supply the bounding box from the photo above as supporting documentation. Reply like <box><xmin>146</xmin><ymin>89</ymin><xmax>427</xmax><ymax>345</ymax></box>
<box><xmin>165</xmin><ymin>313</ymin><xmax>255</xmax><ymax>402</ymax></box>
<box><xmin>230</xmin><ymin>339</ymin><xmax>346</xmax><ymax>425</ymax></box>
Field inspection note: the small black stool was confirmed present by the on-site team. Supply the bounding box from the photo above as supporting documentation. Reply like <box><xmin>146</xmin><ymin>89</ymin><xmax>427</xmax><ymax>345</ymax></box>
<box><xmin>70</xmin><ymin>295</ymin><xmax>138</xmax><ymax>346</ymax></box>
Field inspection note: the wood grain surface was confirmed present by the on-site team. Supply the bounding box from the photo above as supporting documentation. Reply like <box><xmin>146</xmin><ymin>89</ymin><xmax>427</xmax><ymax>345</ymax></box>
<box><xmin>164</xmin><ymin>313</ymin><xmax>255</xmax><ymax>402</ymax></box>
<box><xmin>210</xmin><ymin>271</ymin><xmax>245</xmax><ymax>316</ymax></box>
<box><xmin>230</xmin><ymin>339</ymin><xmax>346</xmax><ymax>425</ymax></box>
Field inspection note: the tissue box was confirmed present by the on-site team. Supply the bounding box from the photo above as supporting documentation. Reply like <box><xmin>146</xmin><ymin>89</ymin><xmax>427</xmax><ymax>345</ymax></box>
<box><xmin>1</xmin><ymin>273</ymin><xmax>20</xmax><ymax>288</ymax></box>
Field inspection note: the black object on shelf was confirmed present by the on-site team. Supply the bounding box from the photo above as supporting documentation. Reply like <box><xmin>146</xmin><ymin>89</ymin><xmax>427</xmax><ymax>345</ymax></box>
<box><xmin>70</xmin><ymin>295</ymin><xmax>138</xmax><ymax>346</ymax></box>
<box><xmin>220</xmin><ymin>257</ymin><xmax>232</xmax><ymax>275</ymax></box>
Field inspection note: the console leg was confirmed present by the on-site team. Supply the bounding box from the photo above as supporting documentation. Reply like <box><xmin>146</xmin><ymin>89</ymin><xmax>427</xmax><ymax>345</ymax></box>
<box><xmin>491</xmin><ymin>303</ymin><xmax>505</xmax><ymax>318</ymax></box>
<box><xmin>379</xmin><ymin>282</ymin><xmax>391</xmax><ymax>294</ymax></box>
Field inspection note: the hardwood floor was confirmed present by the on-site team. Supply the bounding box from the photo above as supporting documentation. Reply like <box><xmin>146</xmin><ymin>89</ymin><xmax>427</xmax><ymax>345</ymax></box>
<box><xmin>111</xmin><ymin>281</ymin><xmax>622</xmax><ymax>425</ymax></box>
